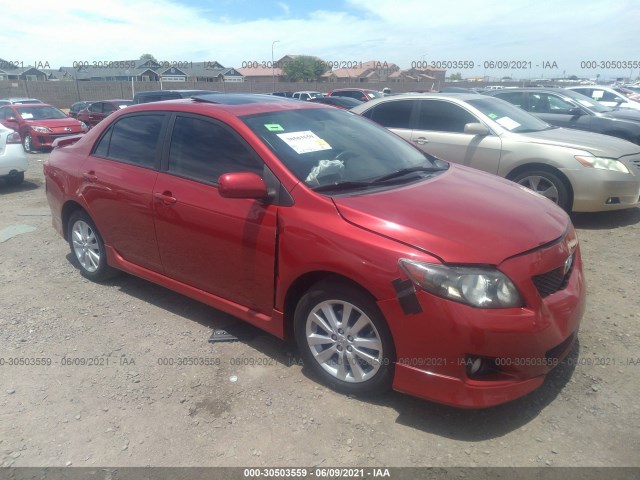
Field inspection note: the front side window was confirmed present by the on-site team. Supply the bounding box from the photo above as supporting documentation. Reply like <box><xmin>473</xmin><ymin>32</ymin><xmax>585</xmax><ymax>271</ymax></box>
<box><xmin>89</xmin><ymin>103</ymin><xmax>103</xmax><ymax>113</ymax></box>
<box><xmin>168</xmin><ymin>115</ymin><xmax>263</xmax><ymax>184</ymax></box>
<box><xmin>417</xmin><ymin>100</ymin><xmax>478</xmax><ymax>133</ymax></box>
<box><xmin>92</xmin><ymin>114</ymin><xmax>164</xmax><ymax>168</ymax></box>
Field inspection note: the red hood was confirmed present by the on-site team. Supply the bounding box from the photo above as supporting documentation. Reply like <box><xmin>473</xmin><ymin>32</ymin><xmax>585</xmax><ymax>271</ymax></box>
<box><xmin>332</xmin><ymin>165</ymin><xmax>569</xmax><ymax>264</ymax></box>
<box><xmin>24</xmin><ymin>118</ymin><xmax>81</xmax><ymax>128</ymax></box>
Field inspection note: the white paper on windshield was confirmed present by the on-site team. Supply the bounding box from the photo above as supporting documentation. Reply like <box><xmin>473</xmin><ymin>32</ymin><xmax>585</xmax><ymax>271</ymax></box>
<box><xmin>495</xmin><ymin>116</ymin><xmax>520</xmax><ymax>130</ymax></box>
<box><xmin>20</xmin><ymin>113</ymin><xmax>34</xmax><ymax>119</ymax></box>
<box><xmin>277</xmin><ymin>131</ymin><xmax>331</xmax><ymax>154</ymax></box>
<box><xmin>592</xmin><ymin>90</ymin><xmax>604</xmax><ymax>100</ymax></box>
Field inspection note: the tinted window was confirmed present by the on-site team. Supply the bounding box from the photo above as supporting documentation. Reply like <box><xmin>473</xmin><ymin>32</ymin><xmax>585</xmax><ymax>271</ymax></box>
<box><xmin>366</xmin><ymin>100</ymin><xmax>414</xmax><ymax>129</ymax></box>
<box><xmin>417</xmin><ymin>100</ymin><xmax>477</xmax><ymax>133</ymax></box>
<box><xmin>168</xmin><ymin>115</ymin><xmax>263</xmax><ymax>184</ymax></box>
<box><xmin>103</xmin><ymin>103</ymin><xmax>117</xmax><ymax>113</ymax></box>
<box><xmin>93</xmin><ymin>114</ymin><xmax>164</xmax><ymax>168</ymax></box>
<box><xmin>89</xmin><ymin>103</ymin><xmax>102</xmax><ymax>113</ymax></box>
<box><xmin>492</xmin><ymin>91</ymin><xmax>527</xmax><ymax>109</ymax></box>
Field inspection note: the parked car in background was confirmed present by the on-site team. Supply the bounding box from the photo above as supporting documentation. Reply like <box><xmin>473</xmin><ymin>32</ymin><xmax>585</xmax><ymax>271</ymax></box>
<box><xmin>328</xmin><ymin>88</ymin><xmax>385</xmax><ymax>102</ymax></box>
<box><xmin>486</xmin><ymin>88</ymin><xmax>640</xmax><ymax>145</ymax></box>
<box><xmin>44</xmin><ymin>93</ymin><xmax>585</xmax><ymax>408</ymax></box>
<box><xmin>566</xmin><ymin>86</ymin><xmax>640</xmax><ymax>111</ymax></box>
<box><xmin>0</xmin><ymin>98</ymin><xmax>43</xmax><ymax>106</ymax></box>
<box><xmin>0</xmin><ymin>124</ymin><xmax>28</xmax><ymax>185</ymax></box>
<box><xmin>69</xmin><ymin>101</ymin><xmax>97</xmax><ymax>119</ymax></box>
<box><xmin>132</xmin><ymin>90</ymin><xmax>216</xmax><ymax>104</ymax></box>
<box><xmin>351</xmin><ymin>93</ymin><xmax>640</xmax><ymax>212</ymax></box>
<box><xmin>292</xmin><ymin>91</ymin><xmax>323</xmax><ymax>101</ymax></box>
<box><xmin>269</xmin><ymin>91</ymin><xmax>294</xmax><ymax>98</ymax></box>
<box><xmin>0</xmin><ymin>104</ymin><xmax>87</xmax><ymax>152</ymax></box>
<box><xmin>76</xmin><ymin>100</ymin><xmax>132</xmax><ymax>128</ymax></box>
<box><xmin>309</xmin><ymin>96</ymin><xmax>363</xmax><ymax>109</ymax></box>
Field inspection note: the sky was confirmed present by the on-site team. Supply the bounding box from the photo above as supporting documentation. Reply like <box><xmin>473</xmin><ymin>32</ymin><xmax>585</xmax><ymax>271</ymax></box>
<box><xmin>2</xmin><ymin>0</ymin><xmax>639</xmax><ymax>81</ymax></box>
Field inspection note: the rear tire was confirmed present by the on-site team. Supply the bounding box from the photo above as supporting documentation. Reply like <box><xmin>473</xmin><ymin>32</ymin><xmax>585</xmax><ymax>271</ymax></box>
<box><xmin>6</xmin><ymin>171</ymin><xmax>24</xmax><ymax>186</ymax></box>
<box><xmin>294</xmin><ymin>281</ymin><xmax>395</xmax><ymax>395</ymax></box>
<box><xmin>67</xmin><ymin>211</ymin><xmax>118</xmax><ymax>282</ymax></box>
<box><xmin>512</xmin><ymin>169</ymin><xmax>571</xmax><ymax>212</ymax></box>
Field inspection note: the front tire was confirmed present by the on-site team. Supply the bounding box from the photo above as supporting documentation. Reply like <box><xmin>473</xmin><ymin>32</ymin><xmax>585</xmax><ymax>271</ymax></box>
<box><xmin>23</xmin><ymin>134</ymin><xmax>34</xmax><ymax>153</ymax></box>
<box><xmin>512</xmin><ymin>169</ymin><xmax>571</xmax><ymax>212</ymax></box>
<box><xmin>294</xmin><ymin>281</ymin><xmax>395</xmax><ymax>395</ymax></box>
<box><xmin>67</xmin><ymin>211</ymin><xmax>118</xmax><ymax>282</ymax></box>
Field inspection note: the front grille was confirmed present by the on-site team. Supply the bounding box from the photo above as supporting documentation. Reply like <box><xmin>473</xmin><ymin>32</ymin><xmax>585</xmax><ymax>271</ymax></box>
<box><xmin>532</xmin><ymin>255</ymin><xmax>574</xmax><ymax>298</ymax></box>
<box><xmin>630</xmin><ymin>158</ymin><xmax>640</xmax><ymax>171</ymax></box>
<box><xmin>50</xmin><ymin>132</ymin><xmax>81</xmax><ymax>138</ymax></box>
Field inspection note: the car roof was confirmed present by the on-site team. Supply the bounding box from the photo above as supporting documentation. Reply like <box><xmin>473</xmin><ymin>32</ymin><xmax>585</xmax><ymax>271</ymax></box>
<box><xmin>124</xmin><ymin>94</ymin><xmax>327</xmax><ymax>117</ymax></box>
<box><xmin>331</xmin><ymin>88</ymin><xmax>378</xmax><ymax>92</ymax></box>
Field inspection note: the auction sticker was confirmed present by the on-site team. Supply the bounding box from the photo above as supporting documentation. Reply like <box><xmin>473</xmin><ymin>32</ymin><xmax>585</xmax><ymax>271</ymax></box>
<box><xmin>277</xmin><ymin>131</ymin><xmax>331</xmax><ymax>154</ymax></box>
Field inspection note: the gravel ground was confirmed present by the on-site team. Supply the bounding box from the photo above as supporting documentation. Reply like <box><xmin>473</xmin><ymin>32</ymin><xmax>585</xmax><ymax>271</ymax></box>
<box><xmin>0</xmin><ymin>152</ymin><xmax>639</xmax><ymax>468</ymax></box>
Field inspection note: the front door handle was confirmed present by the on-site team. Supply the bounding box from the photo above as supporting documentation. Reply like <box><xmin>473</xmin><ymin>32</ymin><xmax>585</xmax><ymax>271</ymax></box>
<box><xmin>153</xmin><ymin>191</ymin><xmax>177</xmax><ymax>206</ymax></box>
<box><xmin>414</xmin><ymin>137</ymin><xmax>429</xmax><ymax>145</ymax></box>
<box><xmin>82</xmin><ymin>171</ymin><xmax>97</xmax><ymax>182</ymax></box>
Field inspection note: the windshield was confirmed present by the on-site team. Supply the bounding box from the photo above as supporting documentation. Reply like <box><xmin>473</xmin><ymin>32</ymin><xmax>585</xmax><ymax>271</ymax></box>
<box><xmin>467</xmin><ymin>97</ymin><xmax>552</xmax><ymax>133</ymax></box>
<box><xmin>16</xmin><ymin>106</ymin><xmax>68</xmax><ymax>120</ymax></box>
<box><xmin>561</xmin><ymin>89</ymin><xmax>611</xmax><ymax>113</ymax></box>
<box><xmin>241</xmin><ymin>107</ymin><xmax>445</xmax><ymax>190</ymax></box>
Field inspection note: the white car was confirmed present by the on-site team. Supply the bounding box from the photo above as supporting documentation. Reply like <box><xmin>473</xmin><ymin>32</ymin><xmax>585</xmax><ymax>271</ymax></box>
<box><xmin>0</xmin><ymin>124</ymin><xmax>28</xmax><ymax>185</ymax></box>
<box><xmin>566</xmin><ymin>86</ymin><xmax>640</xmax><ymax>111</ymax></box>
<box><xmin>292</xmin><ymin>91</ymin><xmax>323</xmax><ymax>101</ymax></box>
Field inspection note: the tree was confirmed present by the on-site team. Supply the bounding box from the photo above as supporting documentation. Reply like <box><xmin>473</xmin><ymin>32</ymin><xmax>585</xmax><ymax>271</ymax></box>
<box><xmin>139</xmin><ymin>53</ymin><xmax>158</xmax><ymax>63</ymax></box>
<box><xmin>568</xmin><ymin>75</ymin><xmax>578</xmax><ymax>81</ymax></box>
<box><xmin>449</xmin><ymin>73</ymin><xmax>462</xmax><ymax>81</ymax></box>
<box><xmin>283</xmin><ymin>56</ymin><xmax>325</xmax><ymax>82</ymax></box>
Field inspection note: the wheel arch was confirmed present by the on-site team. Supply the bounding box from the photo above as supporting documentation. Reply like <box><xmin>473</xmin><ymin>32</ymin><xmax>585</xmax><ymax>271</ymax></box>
<box><xmin>282</xmin><ymin>271</ymin><xmax>385</xmax><ymax>342</ymax></box>
<box><xmin>506</xmin><ymin>162</ymin><xmax>574</xmax><ymax>211</ymax></box>
<box><xmin>60</xmin><ymin>200</ymin><xmax>88</xmax><ymax>241</ymax></box>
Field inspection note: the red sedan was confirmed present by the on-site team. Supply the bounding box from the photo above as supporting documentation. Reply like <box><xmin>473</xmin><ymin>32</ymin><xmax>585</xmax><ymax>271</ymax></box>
<box><xmin>43</xmin><ymin>94</ymin><xmax>585</xmax><ymax>408</ymax></box>
<box><xmin>76</xmin><ymin>99</ymin><xmax>132</xmax><ymax>128</ymax></box>
<box><xmin>0</xmin><ymin>104</ymin><xmax>87</xmax><ymax>152</ymax></box>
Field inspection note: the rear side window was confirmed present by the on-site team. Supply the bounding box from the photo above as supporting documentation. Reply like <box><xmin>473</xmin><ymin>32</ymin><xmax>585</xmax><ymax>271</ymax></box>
<box><xmin>364</xmin><ymin>100</ymin><xmax>414</xmax><ymax>129</ymax></box>
<box><xmin>167</xmin><ymin>115</ymin><xmax>263</xmax><ymax>184</ymax></box>
<box><xmin>93</xmin><ymin>114</ymin><xmax>164</xmax><ymax>168</ymax></box>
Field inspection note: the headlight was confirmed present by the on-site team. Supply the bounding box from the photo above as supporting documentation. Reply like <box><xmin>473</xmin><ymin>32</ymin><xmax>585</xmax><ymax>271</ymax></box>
<box><xmin>575</xmin><ymin>155</ymin><xmax>630</xmax><ymax>173</ymax></box>
<box><xmin>80</xmin><ymin>122</ymin><xmax>88</xmax><ymax>130</ymax></box>
<box><xmin>399</xmin><ymin>259</ymin><xmax>523</xmax><ymax>309</ymax></box>
<box><xmin>31</xmin><ymin>126</ymin><xmax>52</xmax><ymax>133</ymax></box>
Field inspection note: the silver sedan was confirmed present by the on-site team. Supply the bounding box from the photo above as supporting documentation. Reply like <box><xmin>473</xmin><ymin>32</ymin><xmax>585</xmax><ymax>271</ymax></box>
<box><xmin>351</xmin><ymin>93</ymin><xmax>640</xmax><ymax>212</ymax></box>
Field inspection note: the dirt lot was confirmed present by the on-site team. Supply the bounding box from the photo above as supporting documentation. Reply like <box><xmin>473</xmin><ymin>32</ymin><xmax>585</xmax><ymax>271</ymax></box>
<box><xmin>0</xmin><ymin>152</ymin><xmax>639</xmax><ymax>468</ymax></box>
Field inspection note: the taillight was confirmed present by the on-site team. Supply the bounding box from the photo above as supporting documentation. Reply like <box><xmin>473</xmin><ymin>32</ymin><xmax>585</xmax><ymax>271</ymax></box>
<box><xmin>7</xmin><ymin>132</ymin><xmax>21</xmax><ymax>144</ymax></box>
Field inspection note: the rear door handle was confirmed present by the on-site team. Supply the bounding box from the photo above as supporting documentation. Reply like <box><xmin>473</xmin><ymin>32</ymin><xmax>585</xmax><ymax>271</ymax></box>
<box><xmin>414</xmin><ymin>137</ymin><xmax>429</xmax><ymax>145</ymax></box>
<box><xmin>82</xmin><ymin>171</ymin><xmax>97</xmax><ymax>182</ymax></box>
<box><xmin>153</xmin><ymin>191</ymin><xmax>177</xmax><ymax>206</ymax></box>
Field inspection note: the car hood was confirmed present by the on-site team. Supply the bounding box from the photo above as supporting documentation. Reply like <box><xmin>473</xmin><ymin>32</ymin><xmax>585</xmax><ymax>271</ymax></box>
<box><xmin>332</xmin><ymin>165</ymin><xmax>568</xmax><ymax>265</ymax></box>
<box><xmin>603</xmin><ymin>108</ymin><xmax>640</xmax><ymax>122</ymax></box>
<box><xmin>23</xmin><ymin>118</ymin><xmax>81</xmax><ymax>128</ymax></box>
<box><xmin>518</xmin><ymin>127</ymin><xmax>640</xmax><ymax>158</ymax></box>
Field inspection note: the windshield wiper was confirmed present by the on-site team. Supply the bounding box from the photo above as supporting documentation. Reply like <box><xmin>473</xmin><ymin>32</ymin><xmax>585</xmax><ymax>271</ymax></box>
<box><xmin>372</xmin><ymin>165</ymin><xmax>447</xmax><ymax>183</ymax></box>
<box><xmin>311</xmin><ymin>180</ymin><xmax>376</xmax><ymax>193</ymax></box>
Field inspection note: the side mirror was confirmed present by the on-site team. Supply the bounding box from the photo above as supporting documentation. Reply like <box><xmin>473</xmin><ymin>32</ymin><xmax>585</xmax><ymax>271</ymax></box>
<box><xmin>464</xmin><ymin>123</ymin><xmax>490</xmax><ymax>136</ymax></box>
<box><xmin>6</xmin><ymin>116</ymin><xmax>18</xmax><ymax>123</ymax></box>
<box><xmin>218</xmin><ymin>172</ymin><xmax>268</xmax><ymax>199</ymax></box>
<box><xmin>567</xmin><ymin>107</ymin><xmax>583</xmax><ymax>116</ymax></box>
